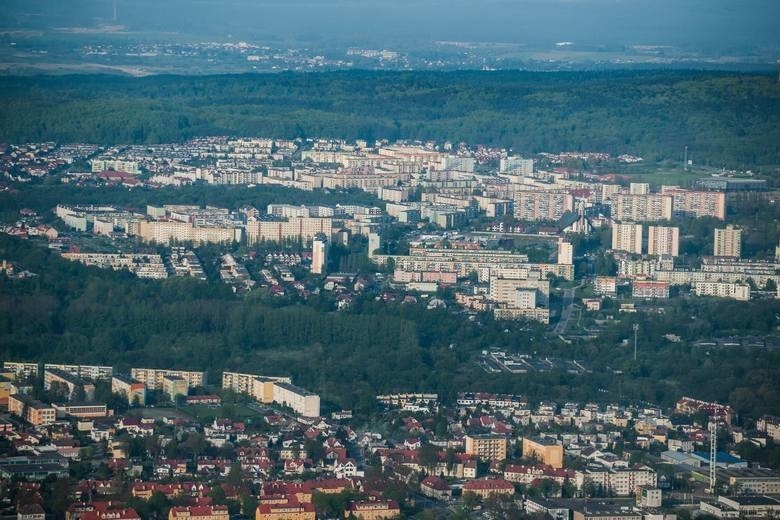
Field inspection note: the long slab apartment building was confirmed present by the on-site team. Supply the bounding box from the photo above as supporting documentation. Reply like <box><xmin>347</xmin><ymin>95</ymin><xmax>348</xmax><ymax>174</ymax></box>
<box><xmin>222</xmin><ymin>371</ymin><xmax>320</xmax><ymax>417</ymax></box>
<box><xmin>371</xmin><ymin>245</ymin><xmax>574</xmax><ymax>282</ymax></box>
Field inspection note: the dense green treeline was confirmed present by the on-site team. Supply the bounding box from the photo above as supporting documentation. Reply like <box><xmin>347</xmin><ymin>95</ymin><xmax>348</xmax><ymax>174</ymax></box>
<box><xmin>1</xmin><ymin>235</ymin><xmax>779</xmax><ymax>418</ymax></box>
<box><xmin>1</xmin><ymin>71</ymin><xmax>779</xmax><ymax>169</ymax></box>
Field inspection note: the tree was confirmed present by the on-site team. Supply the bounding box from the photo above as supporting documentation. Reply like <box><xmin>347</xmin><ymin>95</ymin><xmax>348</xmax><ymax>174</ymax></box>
<box><xmin>226</xmin><ymin>462</ymin><xmax>244</xmax><ymax>487</ymax></box>
<box><xmin>463</xmin><ymin>491</ymin><xmax>481</xmax><ymax>510</ymax></box>
<box><xmin>418</xmin><ymin>443</ymin><xmax>439</xmax><ymax>472</ymax></box>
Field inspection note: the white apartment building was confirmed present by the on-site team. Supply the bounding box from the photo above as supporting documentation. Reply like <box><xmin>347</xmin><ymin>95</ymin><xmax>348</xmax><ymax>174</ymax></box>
<box><xmin>614</xmin><ymin>194</ymin><xmax>673</xmax><ymax>222</ymax></box>
<box><xmin>273</xmin><ymin>382</ymin><xmax>321</xmax><ymax>417</ymax></box>
<box><xmin>647</xmin><ymin>226</ymin><xmax>679</xmax><ymax>257</ymax></box>
<box><xmin>612</xmin><ymin>223</ymin><xmax>643</xmax><ymax>254</ymax></box>
<box><xmin>130</xmin><ymin>368</ymin><xmax>206</xmax><ymax>391</ymax></box>
<box><xmin>713</xmin><ymin>226</ymin><xmax>742</xmax><ymax>258</ymax></box>
<box><xmin>693</xmin><ymin>282</ymin><xmax>751</xmax><ymax>301</ymax></box>
<box><xmin>43</xmin><ymin>364</ymin><xmax>113</xmax><ymax>381</ymax></box>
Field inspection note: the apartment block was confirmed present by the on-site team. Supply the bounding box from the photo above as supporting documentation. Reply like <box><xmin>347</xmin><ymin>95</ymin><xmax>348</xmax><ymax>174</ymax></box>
<box><xmin>272</xmin><ymin>382</ymin><xmax>321</xmax><ymax>418</ymax></box>
<box><xmin>112</xmin><ymin>374</ymin><xmax>146</xmax><ymax>406</ymax></box>
<box><xmin>246</xmin><ymin>217</ymin><xmax>332</xmax><ymax>244</ymax></box>
<box><xmin>594</xmin><ymin>277</ymin><xmax>618</xmax><ymax>297</ymax></box>
<box><xmin>168</xmin><ymin>505</ymin><xmax>229</xmax><ymax>520</ymax></box>
<box><xmin>8</xmin><ymin>394</ymin><xmax>56</xmax><ymax>426</ymax></box>
<box><xmin>465</xmin><ymin>434</ymin><xmax>508</xmax><ymax>461</ymax></box>
<box><xmin>43</xmin><ymin>363</ymin><xmax>113</xmax><ymax>381</ymax></box>
<box><xmin>256</xmin><ymin>503</ymin><xmax>315</xmax><ymax>520</ymax></box>
<box><xmin>629</xmin><ymin>183</ymin><xmax>650</xmax><ymax>195</ymax></box>
<box><xmin>522</xmin><ymin>436</ymin><xmax>564</xmax><ymax>469</ymax></box>
<box><xmin>130</xmin><ymin>368</ymin><xmax>206</xmax><ymax>391</ymax></box>
<box><xmin>713</xmin><ymin>226</ymin><xmax>742</xmax><ymax>258</ymax></box>
<box><xmin>162</xmin><ymin>376</ymin><xmax>189</xmax><ymax>402</ymax></box>
<box><xmin>462</xmin><ymin>479</ymin><xmax>515</xmax><ymax>498</ymax></box>
<box><xmin>3</xmin><ymin>362</ymin><xmax>39</xmax><ymax>380</ymax></box>
<box><xmin>311</xmin><ymin>235</ymin><xmax>328</xmax><ymax>274</ymax></box>
<box><xmin>136</xmin><ymin>220</ymin><xmax>242</xmax><ymax>245</ymax></box>
<box><xmin>614</xmin><ymin>194</ymin><xmax>673</xmax><ymax>222</ymax></box>
<box><xmin>575</xmin><ymin>467</ymin><xmax>657</xmax><ymax>496</ymax></box>
<box><xmin>693</xmin><ymin>282</ymin><xmax>751</xmax><ymax>301</ymax></box>
<box><xmin>647</xmin><ymin>226</ymin><xmax>679</xmax><ymax>257</ymax></box>
<box><xmin>44</xmin><ymin>368</ymin><xmax>96</xmax><ymax>401</ymax></box>
<box><xmin>612</xmin><ymin>223</ymin><xmax>643</xmax><ymax>254</ymax></box>
<box><xmin>346</xmin><ymin>500</ymin><xmax>401</xmax><ymax>520</ymax></box>
<box><xmin>558</xmin><ymin>239</ymin><xmax>574</xmax><ymax>265</ymax></box>
<box><xmin>221</xmin><ymin>372</ymin><xmax>291</xmax><ymax>399</ymax></box>
<box><xmin>500</xmin><ymin>157</ymin><xmax>534</xmax><ymax>174</ymax></box>
<box><xmin>632</xmin><ymin>280</ymin><xmax>671</xmax><ymax>299</ymax></box>
<box><xmin>663</xmin><ymin>188</ymin><xmax>726</xmax><ymax>219</ymax></box>
<box><xmin>514</xmin><ymin>190</ymin><xmax>574</xmax><ymax>221</ymax></box>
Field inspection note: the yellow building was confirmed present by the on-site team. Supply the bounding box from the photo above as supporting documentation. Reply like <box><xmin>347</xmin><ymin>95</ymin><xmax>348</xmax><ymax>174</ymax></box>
<box><xmin>256</xmin><ymin>503</ymin><xmax>315</xmax><ymax>520</ymax></box>
<box><xmin>462</xmin><ymin>479</ymin><xmax>515</xmax><ymax>499</ymax></box>
<box><xmin>345</xmin><ymin>501</ymin><xmax>400</xmax><ymax>520</ymax></box>
<box><xmin>8</xmin><ymin>394</ymin><xmax>56</xmax><ymax>426</ymax></box>
<box><xmin>0</xmin><ymin>375</ymin><xmax>12</xmax><ymax>405</ymax></box>
<box><xmin>522</xmin><ymin>436</ymin><xmax>563</xmax><ymax>469</ymax></box>
<box><xmin>169</xmin><ymin>505</ymin><xmax>229</xmax><ymax>520</ymax></box>
<box><xmin>465</xmin><ymin>435</ymin><xmax>507</xmax><ymax>461</ymax></box>
<box><xmin>162</xmin><ymin>375</ymin><xmax>189</xmax><ymax>402</ymax></box>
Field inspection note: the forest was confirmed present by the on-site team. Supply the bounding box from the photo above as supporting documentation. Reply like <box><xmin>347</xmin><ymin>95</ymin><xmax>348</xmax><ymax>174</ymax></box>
<box><xmin>0</xmin><ymin>234</ymin><xmax>778</xmax><ymax>420</ymax></box>
<box><xmin>0</xmin><ymin>71</ymin><xmax>779</xmax><ymax>170</ymax></box>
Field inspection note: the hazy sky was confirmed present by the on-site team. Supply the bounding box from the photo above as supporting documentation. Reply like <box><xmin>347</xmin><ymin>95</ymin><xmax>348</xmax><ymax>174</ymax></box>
<box><xmin>5</xmin><ymin>0</ymin><xmax>780</xmax><ymax>52</ymax></box>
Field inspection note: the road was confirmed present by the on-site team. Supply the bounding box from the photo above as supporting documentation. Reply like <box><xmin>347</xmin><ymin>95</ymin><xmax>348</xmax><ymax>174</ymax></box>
<box><xmin>553</xmin><ymin>287</ymin><xmax>575</xmax><ymax>335</ymax></box>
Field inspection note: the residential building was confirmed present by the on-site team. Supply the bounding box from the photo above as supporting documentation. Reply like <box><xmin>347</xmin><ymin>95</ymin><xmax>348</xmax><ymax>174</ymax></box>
<box><xmin>713</xmin><ymin>226</ymin><xmax>742</xmax><ymax>258</ymax></box>
<box><xmin>662</xmin><ymin>188</ymin><xmax>726</xmax><ymax>219</ymax></box>
<box><xmin>311</xmin><ymin>234</ymin><xmax>328</xmax><ymax>274</ymax></box>
<box><xmin>500</xmin><ymin>157</ymin><xmax>534</xmax><ymax>174</ymax></box>
<box><xmin>3</xmin><ymin>361</ymin><xmax>39</xmax><ymax>379</ymax></box>
<box><xmin>44</xmin><ymin>368</ymin><xmax>95</xmax><ymax>401</ymax></box>
<box><xmin>514</xmin><ymin>191</ymin><xmax>574</xmax><ymax>221</ymax></box>
<box><xmin>522</xmin><ymin>436</ymin><xmax>564</xmax><ymax>469</ymax></box>
<box><xmin>575</xmin><ymin>466</ymin><xmax>657</xmax><ymax>496</ymax></box>
<box><xmin>465</xmin><ymin>434</ymin><xmax>507</xmax><ymax>461</ymax></box>
<box><xmin>693</xmin><ymin>282</ymin><xmax>750</xmax><ymax>301</ymax></box>
<box><xmin>632</xmin><ymin>280</ymin><xmax>670</xmax><ymax>299</ymax></box>
<box><xmin>246</xmin><ymin>217</ymin><xmax>332</xmax><ymax>244</ymax></box>
<box><xmin>136</xmin><ymin>220</ymin><xmax>242</xmax><ymax>245</ymax></box>
<box><xmin>757</xmin><ymin>416</ymin><xmax>780</xmax><ymax>442</ymax></box>
<box><xmin>346</xmin><ymin>500</ymin><xmax>401</xmax><ymax>520</ymax></box>
<box><xmin>462</xmin><ymin>479</ymin><xmax>515</xmax><ymax>498</ymax></box>
<box><xmin>612</xmin><ymin>223</ymin><xmax>643</xmax><ymax>254</ymax></box>
<box><xmin>614</xmin><ymin>194</ymin><xmax>673</xmax><ymax>222</ymax></box>
<box><xmin>8</xmin><ymin>394</ymin><xmax>56</xmax><ymax>426</ymax></box>
<box><xmin>647</xmin><ymin>226</ymin><xmax>679</xmax><ymax>257</ymax></box>
<box><xmin>256</xmin><ymin>503</ymin><xmax>315</xmax><ymax>520</ymax></box>
<box><xmin>420</xmin><ymin>476</ymin><xmax>452</xmax><ymax>501</ymax></box>
<box><xmin>130</xmin><ymin>368</ymin><xmax>205</xmax><ymax>391</ymax></box>
<box><xmin>168</xmin><ymin>505</ymin><xmax>229</xmax><ymax>520</ymax></box>
<box><xmin>272</xmin><ymin>382</ymin><xmax>321</xmax><ymax>417</ymax></box>
<box><xmin>162</xmin><ymin>375</ymin><xmax>189</xmax><ymax>402</ymax></box>
<box><xmin>558</xmin><ymin>239</ymin><xmax>574</xmax><ymax>265</ymax></box>
<box><xmin>43</xmin><ymin>364</ymin><xmax>113</xmax><ymax>380</ymax></box>
<box><xmin>629</xmin><ymin>183</ymin><xmax>650</xmax><ymax>195</ymax></box>
<box><xmin>593</xmin><ymin>277</ymin><xmax>618</xmax><ymax>297</ymax></box>
<box><xmin>112</xmin><ymin>374</ymin><xmax>146</xmax><ymax>406</ymax></box>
